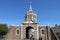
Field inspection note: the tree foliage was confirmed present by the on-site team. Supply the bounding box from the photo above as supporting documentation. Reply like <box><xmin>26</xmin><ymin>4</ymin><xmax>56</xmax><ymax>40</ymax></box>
<box><xmin>0</xmin><ymin>24</ymin><xmax>8</xmax><ymax>35</ymax></box>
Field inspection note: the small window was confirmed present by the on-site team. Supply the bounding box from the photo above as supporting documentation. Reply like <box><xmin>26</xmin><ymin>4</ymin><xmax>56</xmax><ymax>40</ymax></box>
<box><xmin>17</xmin><ymin>30</ymin><xmax>19</xmax><ymax>34</ymax></box>
<box><xmin>42</xmin><ymin>30</ymin><xmax>45</xmax><ymax>34</ymax></box>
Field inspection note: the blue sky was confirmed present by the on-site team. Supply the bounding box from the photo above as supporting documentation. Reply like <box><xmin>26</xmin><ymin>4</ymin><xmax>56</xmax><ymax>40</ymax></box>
<box><xmin>0</xmin><ymin>0</ymin><xmax>60</xmax><ymax>27</ymax></box>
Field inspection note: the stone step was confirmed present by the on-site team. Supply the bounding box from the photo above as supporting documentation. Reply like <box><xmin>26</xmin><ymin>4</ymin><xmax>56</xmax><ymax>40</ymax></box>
<box><xmin>23</xmin><ymin>38</ymin><xmax>36</xmax><ymax>40</ymax></box>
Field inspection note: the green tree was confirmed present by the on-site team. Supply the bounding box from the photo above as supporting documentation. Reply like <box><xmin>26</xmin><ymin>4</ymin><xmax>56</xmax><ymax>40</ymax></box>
<box><xmin>0</xmin><ymin>24</ymin><xmax>8</xmax><ymax>38</ymax></box>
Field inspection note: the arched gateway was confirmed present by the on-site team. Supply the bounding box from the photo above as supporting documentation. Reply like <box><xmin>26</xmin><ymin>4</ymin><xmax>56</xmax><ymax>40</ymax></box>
<box><xmin>21</xmin><ymin>3</ymin><xmax>39</xmax><ymax>40</ymax></box>
<box><xmin>26</xmin><ymin>26</ymin><xmax>34</xmax><ymax>39</ymax></box>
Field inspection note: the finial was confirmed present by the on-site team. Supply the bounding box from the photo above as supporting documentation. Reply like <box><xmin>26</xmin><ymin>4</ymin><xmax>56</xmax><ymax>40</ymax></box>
<box><xmin>29</xmin><ymin>2</ymin><xmax>32</xmax><ymax>11</ymax></box>
<box><xmin>30</xmin><ymin>2</ymin><xmax>32</xmax><ymax>8</ymax></box>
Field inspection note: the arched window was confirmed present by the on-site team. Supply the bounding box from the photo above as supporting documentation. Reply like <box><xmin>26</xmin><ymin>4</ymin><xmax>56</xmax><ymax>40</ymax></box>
<box><xmin>40</xmin><ymin>28</ymin><xmax>45</xmax><ymax>36</ymax></box>
<box><xmin>42</xmin><ymin>30</ymin><xmax>45</xmax><ymax>34</ymax></box>
<box><xmin>17</xmin><ymin>30</ymin><xmax>19</xmax><ymax>34</ymax></box>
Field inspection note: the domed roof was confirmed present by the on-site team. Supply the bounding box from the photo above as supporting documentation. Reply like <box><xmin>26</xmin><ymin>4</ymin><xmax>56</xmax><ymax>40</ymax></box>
<box><xmin>25</xmin><ymin>4</ymin><xmax>37</xmax><ymax>16</ymax></box>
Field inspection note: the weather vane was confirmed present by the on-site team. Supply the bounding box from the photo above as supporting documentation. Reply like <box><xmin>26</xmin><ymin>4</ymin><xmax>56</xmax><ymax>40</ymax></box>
<box><xmin>30</xmin><ymin>2</ymin><xmax>32</xmax><ymax>5</ymax></box>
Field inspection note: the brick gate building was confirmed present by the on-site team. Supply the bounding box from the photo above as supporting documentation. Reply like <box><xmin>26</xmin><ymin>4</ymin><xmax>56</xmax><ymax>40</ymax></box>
<box><xmin>4</xmin><ymin>4</ymin><xmax>59</xmax><ymax>40</ymax></box>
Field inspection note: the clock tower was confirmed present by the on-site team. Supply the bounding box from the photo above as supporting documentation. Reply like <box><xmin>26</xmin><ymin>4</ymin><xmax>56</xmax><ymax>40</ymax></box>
<box><xmin>21</xmin><ymin>3</ymin><xmax>39</xmax><ymax>40</ymax></box>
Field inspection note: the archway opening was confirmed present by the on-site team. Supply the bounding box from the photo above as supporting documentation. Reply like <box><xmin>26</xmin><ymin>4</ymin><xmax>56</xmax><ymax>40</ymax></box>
<box><xmin>26</xmin><ymin>26</ymin><xmax>34</xmax><ymax>39</ymax></box>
